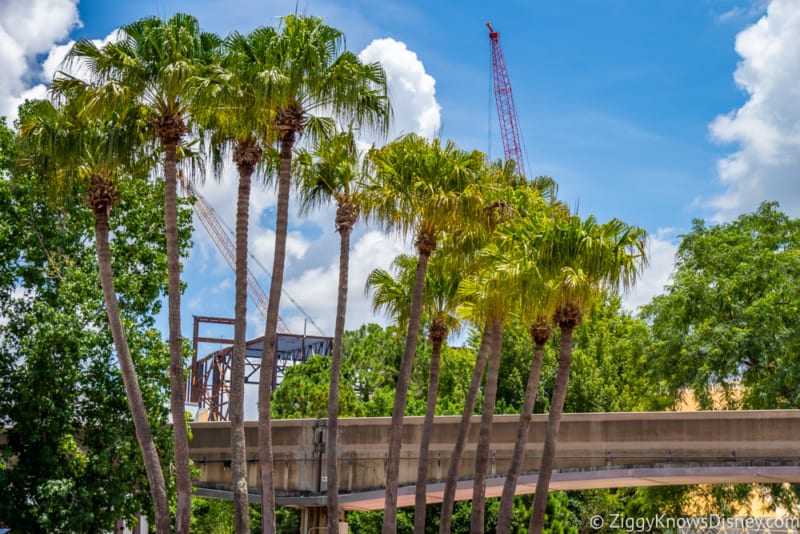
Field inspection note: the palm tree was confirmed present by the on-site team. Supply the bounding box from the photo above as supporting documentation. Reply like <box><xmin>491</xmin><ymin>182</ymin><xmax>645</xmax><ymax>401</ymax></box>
<box><xmin>17</xmin><ymin>96</ymin><xmax>171</xmax><ymax>532</ymax></box>
<box><xmin>528</xmin><ymin>215</ymin><xmax>647</xmax><ymax>534</ymax></box>
<box><xmin>365</xmin><ymin>134</ymin><xmax>484</xmax><ymax>532</ymax></box>
<box><xmin>59</xmin><ymin>15</ymin><xmax>223</xmax><ymax>532</ymax></box>
<box><xmin>489</xmin><ymin>204</ymin><xmax>567</xmax><ymax>534</ymax></box>
<box><xmin>365</xmin><ymin>250</ymin><xmax>464</xmax><ymax>533</ymax></box>
<box><xmin>296</xmin><ymin>129</ymin><xmax>366</xmax><ymax>532</ymax></box>
<box><xmin>193</xmin><ymin>29</ymin><xmax>281</xmax><ymax>533</ymax></box>
<box><xmin>437</xmin><ymin>161</ymin><xmax>528</xmax><ymax>534</ymax></box>
<box><xmin>249</xmin><ymin>16</ymin><xmax>390</xmax><ymax>531</ymax></box>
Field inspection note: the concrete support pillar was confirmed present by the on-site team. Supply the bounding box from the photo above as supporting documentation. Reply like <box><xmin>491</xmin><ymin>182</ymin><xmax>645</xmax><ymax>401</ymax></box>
<box><xmin>299</xmin><ymin>507</ymin><xmax>350</xmax><ymax>534</ymax></box>
<box><xmin>299</xmin><ymin>506</ymin><xmax>327</xmax><ymax>534</ymax></box>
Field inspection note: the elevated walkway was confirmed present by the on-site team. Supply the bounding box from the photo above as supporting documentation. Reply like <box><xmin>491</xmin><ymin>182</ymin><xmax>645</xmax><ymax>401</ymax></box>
<box><xmin>189</xmin><ymin>410</ymin><xmax>800</xmax><ymax>509</ymax></box>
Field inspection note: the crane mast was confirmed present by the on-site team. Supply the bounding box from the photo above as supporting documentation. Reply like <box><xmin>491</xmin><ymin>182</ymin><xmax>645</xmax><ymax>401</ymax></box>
<box><xmin>487</xmin><ymin>22</ymin><xmax>527</xmax><ymax>178</ymax></box>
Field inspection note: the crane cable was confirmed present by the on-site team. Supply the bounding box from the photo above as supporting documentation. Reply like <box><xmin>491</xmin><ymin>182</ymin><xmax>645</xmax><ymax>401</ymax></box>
<box><xmin>181</xmin><ymin>174</ymin><xmax>327</xmax><ymax>337</ymax></box>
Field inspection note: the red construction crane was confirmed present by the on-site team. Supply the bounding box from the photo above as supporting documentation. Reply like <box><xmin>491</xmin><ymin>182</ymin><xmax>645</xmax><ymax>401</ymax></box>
<box><xmin>487</xmin><ymin>22</ymin><xmax>528</xmax><ymax>178</ymax></box>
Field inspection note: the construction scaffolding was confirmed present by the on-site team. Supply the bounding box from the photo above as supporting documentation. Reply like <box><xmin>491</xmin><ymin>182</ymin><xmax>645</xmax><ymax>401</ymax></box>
<box><xmin>187</xmin><ymin>315</ymin><xmax>332</xmax><ymax>421</ymax></box>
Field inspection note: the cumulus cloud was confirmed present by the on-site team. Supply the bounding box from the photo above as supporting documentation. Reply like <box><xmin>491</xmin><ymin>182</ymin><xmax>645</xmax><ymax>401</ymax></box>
<box><xmin>622</xmin><ymin>229</ymin><xmax>679</xmax><ymax>312</ymax></box>
<box><xmin>358</xmin><ymin>37</ymin><xmax>441</xmax><ymax>141</ymax></box>
<box><xmin>708</xmin><ymin>0</ymin><xmax>800</xmax><ymax>221</ymax></box>
<box><xmin>281</xmin><ymin>230</ymin><xmax>410</xmax><ymax>335</ymax></box>
<box><xmin>0</xmin><ymin>0</ymin><xmax>80</xmax><ymax>124</ymax></box>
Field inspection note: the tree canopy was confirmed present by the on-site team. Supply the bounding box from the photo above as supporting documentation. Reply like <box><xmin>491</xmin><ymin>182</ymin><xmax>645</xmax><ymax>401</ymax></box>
<box><xmin>0</xmin><ymin>116</ymin><xmax>194</xmax><ymax>531</ymax></box>
<box><xmin>644</xmin><ymin>201</ymin><xmax>800</xmax><ymax>410</ymax></box>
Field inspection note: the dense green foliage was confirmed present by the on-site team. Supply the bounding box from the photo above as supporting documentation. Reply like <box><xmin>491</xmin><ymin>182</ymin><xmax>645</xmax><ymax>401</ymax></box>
<box><xmin>0</xmin><ymin>116</ymin><xmax>192</xmax><ymax>531</ymax></box>
<box><xmin>270</xmin><ymin>296</ymin><xmax>671</xmax><ymax>532</ymax></box>
<box><xmin>644</xmin><ymin>202</ymin><xmax>800</xmax><ymax>410</ymax></box>
<box><xmin>272</xmin><ymin>354</ymin><xmax>363</xmax><ymax>419</ymax></box>
<box><xmin>494</xmin><ymin>295</ymin><xmax>668</xmax><ymax>415</ymax></box>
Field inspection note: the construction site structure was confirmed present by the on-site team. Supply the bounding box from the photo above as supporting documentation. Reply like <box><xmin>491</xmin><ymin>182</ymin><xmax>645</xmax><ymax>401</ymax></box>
<box><xmin>179</xmin><ymin>176</ymin><xmax>331</xmax><ymax>421</ymax></box>
<box><xmin>487</xmin><ymin>22</ymin><xmax>528</xmax><ymax>178</ymax></box>
<box><xmin>187</xmin><ymin>315</ymin><xmax>332</xmax><ymax>421</ymax></box>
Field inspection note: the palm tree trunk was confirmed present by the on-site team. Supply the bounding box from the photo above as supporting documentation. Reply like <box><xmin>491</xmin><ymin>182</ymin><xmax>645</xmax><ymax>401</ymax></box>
<box><xmin>413</xmin><ymin>330</ymin><xmax>446</xmax><ymax>533</ymax></box>
<box><xmin>438</xmin><ymin>321</ymin><xmax>493</xmax><ymax>534</ymax></box>
<box><xmin>529</xmin><ymin>323</ymin><xmax>575</xmax><ymax>534</ymax></box>
<box><xmin>470</xmin><ymin>317</ymin><xmax>504</xmax><ymax>533</ymax></box>
<box><xmin>382</xmin><ymin>242</ymin><xmax>433</xmax><ymax>534</ymax></box>
<box><xmin>259</xmin><ymin>135</ymin><xmax>294</xmax><ymax>533</ymax></box>
<box><xmin>164</xmin><ymin>142</ymin><xmax>191</xmax><ymax>534</ymax></box>
<box><xmin>232</xmin><ymin>153</ymin><xmax>254</xmax><ymax>533</ymax></box>
<box><xmin>93</xmin><ymin>207</ymin><xmax>171</xmax><ymax>533</ymax></box>
<box><xmin>327</xmin><ymin>207</ymin><xmax>354</xmax><ymax>534</ymax></box>
<box><xmin>496</xmin><ymin>331</ymin><xmax>549</xmax><ymax>534</ymax></box>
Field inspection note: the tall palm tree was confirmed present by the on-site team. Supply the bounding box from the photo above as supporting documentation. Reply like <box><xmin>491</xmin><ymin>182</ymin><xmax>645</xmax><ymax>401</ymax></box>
<box><xmin>365</xmin><ymin>134</ymin><xmax>484</xmax><ymax>533</ymax></box>
<box><xmin>437</xmin><ymin>161</ymin><xmax>529</xmax><ymax>534</ymax></box>
<box><xmin>365</xmin><ymin>249</ymin><xmax>464</xmax><ymax>533</ymax></box>
<box><xmin>489</xmin><ymin>205</ymin><xmax>567</xmax><ymax>534</ymax></box>
<box><xmin>528</xmin><ymin>215</ymin><xmax>647</xmax><ymax>534</ymax></box>
<box><xmin>193</xmin><ymin>29</ymin><xmax>280</xmax><ymax>533</ymax></box>
<box><xmin>17</xmin><ymin>97</ymin><xmax>171</xmax><ymax>532</ymax></box>
<box><xmin>296</xmin><ymin>129</ymin><xmax>366</xmax><ymax>532</ymax></box>
<box><xmin>249</xmin><ymin>16</ymin><xmax>390</xmax><ymax>531</ymax></box>
<box><xmin>59</xmin><ymin>15</ymin><xmax>223</xmax><ymax>532</ymax></box>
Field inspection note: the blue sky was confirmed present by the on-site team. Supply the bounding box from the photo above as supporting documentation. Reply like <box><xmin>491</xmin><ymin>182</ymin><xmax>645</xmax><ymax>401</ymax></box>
<box><xmin>3</xmin><ymin>0</ymin><xmax>799</xmax><ymax>349</ymax></box>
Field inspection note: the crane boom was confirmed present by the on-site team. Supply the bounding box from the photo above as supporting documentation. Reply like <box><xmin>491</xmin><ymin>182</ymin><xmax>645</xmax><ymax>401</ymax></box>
<box><xmin>487</xmin><ymin>22</ymin><xmax>527</xmax><ymax>178</ymax></box>
<box><xmin>179</xmin><ymin>175</ymin><xmax>290</xmax><ymax>333</ymax></box>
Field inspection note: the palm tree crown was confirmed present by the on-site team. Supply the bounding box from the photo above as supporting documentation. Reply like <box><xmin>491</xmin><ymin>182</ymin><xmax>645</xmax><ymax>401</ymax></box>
<box><xmin>57</xmin><ymin>15</ymin><xmax>224</xmax><ymax>534</ymax></box>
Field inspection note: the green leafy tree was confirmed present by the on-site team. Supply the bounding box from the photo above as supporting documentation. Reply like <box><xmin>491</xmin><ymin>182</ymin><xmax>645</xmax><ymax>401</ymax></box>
<box><xmin>342</xmin><ymin>324</ymin><xmax>405</xmax><ymax>417</ymax></box>
<box><xmin>567</xmin><ymin>295</ymin><xmax>668</xmax><ymax>413</ymax></box>
<box><xmin>640</xmin><ymin>202</ymin><xmax>800</xmax><ymax>517</ymax></box>
<box><xmin>271</xmin><ymin>355</ymin><xmax>362</xmax><ymax>419</ymax></box>
<box><xmin>0</xmin><ymin>117</ymin><xmax>185</xmax><ymax>530</ymax></box>
<box><xmin>59</xmin><ymin>15</ymin><xmax>224</xmax><ymax>531</ymax></box>
<box><xmin>191</xmin><ymin>500</ymin><xmax>270</xmax><ymax>533</ymax></box>
<box><xmin>271</xmin><ymin>325</ymin><xmax>438</xmax><ymax>421</ymax></box>
<box><xmin>643</xmin><ymin>202</ymin><xmax>800</xmax><ymax>409</ymax></box>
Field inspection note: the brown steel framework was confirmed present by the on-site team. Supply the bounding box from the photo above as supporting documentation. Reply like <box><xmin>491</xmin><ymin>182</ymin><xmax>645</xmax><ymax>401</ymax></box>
<box><xmin>187</xmin><ymin>315</ymin><xmax>333</xmax><ymax>421</ymax></box>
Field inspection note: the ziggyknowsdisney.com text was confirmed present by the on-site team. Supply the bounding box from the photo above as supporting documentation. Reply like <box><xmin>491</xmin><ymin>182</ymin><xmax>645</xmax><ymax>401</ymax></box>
<box><xmin>589</xmin><ymin>513</ymin><xmax>800</xmax><ymax>532</ymax></box>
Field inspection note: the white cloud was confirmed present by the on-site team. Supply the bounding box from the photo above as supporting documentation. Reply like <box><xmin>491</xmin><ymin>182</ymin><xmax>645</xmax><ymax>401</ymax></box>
<box><xmin>622</xmin><ymin>228</ymin><xmax>679</xmax><ymax>313</ymax></box>
<box><xmin>280</xmin><ymin>230</ymin><xmax>410</xmax><ymax>335</ymax></box>
<box><xmin>358</xmin><ymin>37</ymin><xmax>441</xmax><ymax>141</ymax></box>
<box><xmin>252</xmin><ymin>228</ymin><xmax>311</xmax><ymax>268</ymax></box>
<box><xmin>0</xmin><ymin>0</ymin><xmax>80</xmax><ymax>124</ymax></box>
<box><xmin>708</xmin><ymin>0</ymin><xmax>800</xmax><ymax>221</ymax></box>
